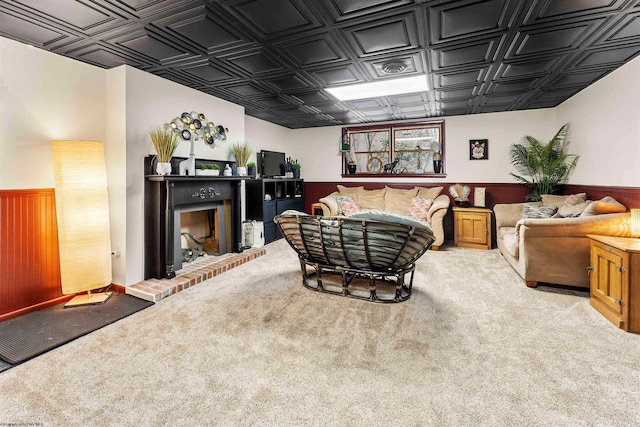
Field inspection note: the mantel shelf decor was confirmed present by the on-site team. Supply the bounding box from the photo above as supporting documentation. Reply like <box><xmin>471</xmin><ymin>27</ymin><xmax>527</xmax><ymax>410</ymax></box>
<box><xmin>164</xmin><ymin>111</ymin><xmax>229</xmax><ymax>176</ymax></box>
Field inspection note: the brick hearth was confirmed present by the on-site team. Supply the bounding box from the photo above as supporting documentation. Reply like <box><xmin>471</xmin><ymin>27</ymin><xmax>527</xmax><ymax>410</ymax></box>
<box><xmin>126</xmin><ymin>248</ymin><xmax>266</xmax><ymax>302</ymax></box>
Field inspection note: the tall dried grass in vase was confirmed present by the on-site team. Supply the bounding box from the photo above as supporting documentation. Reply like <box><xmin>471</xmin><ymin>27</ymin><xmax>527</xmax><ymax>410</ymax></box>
<box><xmin>231</xmin><ymin>142</ymin><xmax>252</xmax><ymax>167</ymax></box>
<box><xmin>150</xmin><ymin>127</ymin><xmax>179</xmax><ymax>162</ymax></box>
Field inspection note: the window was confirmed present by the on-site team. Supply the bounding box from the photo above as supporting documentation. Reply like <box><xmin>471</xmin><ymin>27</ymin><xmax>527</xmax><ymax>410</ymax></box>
<box><xmin>342</xmin><ymin>121</ymin><xmax>444</xmax><ymax>176</ymax></box>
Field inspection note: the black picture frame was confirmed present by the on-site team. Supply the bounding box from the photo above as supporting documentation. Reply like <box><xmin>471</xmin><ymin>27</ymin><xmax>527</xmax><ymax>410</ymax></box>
<box><xmin>470</xmin><ymin>139</ymin><xmax>488</xmax><ymax>160</ymax></box>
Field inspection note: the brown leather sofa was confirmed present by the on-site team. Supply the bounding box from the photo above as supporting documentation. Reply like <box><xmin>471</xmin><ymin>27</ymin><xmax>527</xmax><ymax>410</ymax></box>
<box><xmin>494</xmin><ymin>197</ymin><xmax>631</xmax><ymax>289</ymax></box>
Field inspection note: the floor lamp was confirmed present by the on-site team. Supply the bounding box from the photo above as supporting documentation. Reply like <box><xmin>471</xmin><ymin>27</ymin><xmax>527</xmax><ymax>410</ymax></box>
<box><xmin>52</xmin><ymin>140</ymin><xmax>113</xmax><ymax>307</ymax></box>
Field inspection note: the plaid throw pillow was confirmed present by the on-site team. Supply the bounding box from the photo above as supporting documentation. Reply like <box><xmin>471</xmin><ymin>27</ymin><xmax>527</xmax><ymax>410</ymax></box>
<box><xmin>521</xmin><ymin>204</ymin><xmax>558</xmax><ymax>219</ymax></box>
<box><xmin>408</xmin><ymin>196</ymin><xmax>433</xmax><ymax>222</ymax></box>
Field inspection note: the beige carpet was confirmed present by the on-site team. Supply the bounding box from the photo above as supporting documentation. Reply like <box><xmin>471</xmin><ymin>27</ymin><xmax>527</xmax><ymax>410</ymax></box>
<box><xmin>1</xmin><ymin>240</ymin><xmax>639</xmax><ymax>426</ymax></box>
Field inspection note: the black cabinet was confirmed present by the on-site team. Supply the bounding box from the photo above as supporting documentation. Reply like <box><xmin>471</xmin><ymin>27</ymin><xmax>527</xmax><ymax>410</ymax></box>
<box><xmin>246</xmin><ymin>178</ymin><xmax>304</xmax><ymax>244</ymax></box>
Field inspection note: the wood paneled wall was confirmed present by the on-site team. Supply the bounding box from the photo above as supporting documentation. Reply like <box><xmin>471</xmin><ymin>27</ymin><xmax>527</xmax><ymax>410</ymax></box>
<box><xmin>0</xmin><ymin>189</ymin><xmax>63</xmax><ymax>318</ymax></box>
<box><xmin>303</xmin><ymin>182</ymin><xmax>640</xmax><ymax>241</ymax></box>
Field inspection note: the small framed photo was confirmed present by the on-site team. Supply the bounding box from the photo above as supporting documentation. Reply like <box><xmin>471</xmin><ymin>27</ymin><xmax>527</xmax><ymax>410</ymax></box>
<box><xmin>470</xmin><ymin>139</ymin><xmax>488</xmax><ymax>160</ymax></box>
<box><xmin>474</xmin><ymin>187</ymin><xmax>486</xmax><ymax>207</ymax></box>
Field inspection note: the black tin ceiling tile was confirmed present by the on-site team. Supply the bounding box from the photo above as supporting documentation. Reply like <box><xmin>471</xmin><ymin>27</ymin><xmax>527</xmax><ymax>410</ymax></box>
<box><xmin>169</xmin><ymin>14</ymin><xmax>245</xmax><ymax>52</ymax></box>
<box><xmin>573</xmin><ymin>44</ymin><xmax>640</xmax><ymax>68</ymax></box>
<box><xmin>231</xmin><ymin>0</ymin><xmax>320</xmax><ymax>38</ymax></box>
<box><xmin>282</xmin><ymin>37</ymin><xmax>344</xmax><ymax>66</ymax></box>
<box><xmin>432</xmin><ymin>36</ymin><xmax>503</xmax><ymax>70</ymax></box>
<box><xmin>15</xmin><ymin>0</ymin><xmax>114</xmax><ymax>30</ymax></box>
<box><xmin>184</xmin><ymin>63</ymin><xmax>234</xmax><ymax>82</ymax></box>
<box><xmin>0</xmin><ymin>10</ymin><xmax>66</xmax><ymax>47</ymax></box>
<box><xmin>1</xmin><ymin>0</ymin><xmax>640</xmax><ymax>128</ymax></box>
<box><xmin>320</xmin><ymin>0</ymin><xmax>414</xmax><ymax>23</ymax></box>
<box><xmin>434</xmin><ymin>69</ymin><xmax>486</xmax><ymax>88</ymax></box>
<box><xmin>429</xmin><ymin>0</ymin><xmax>519</xmax><ymax>44</ymax></box>
<box><xmin>312</xmin><ymin>65</ymin><xmax>362</xmax><ymax>85</ymax></box>
<box><xmin>226</xmin><ymin>50</ymin><xmax>285</xmax><ymax>75</ymax></box>
<box><xmin>346</xmin><ymin>12</ymin><xmax>419</xmax><ymax>56</ymax></box>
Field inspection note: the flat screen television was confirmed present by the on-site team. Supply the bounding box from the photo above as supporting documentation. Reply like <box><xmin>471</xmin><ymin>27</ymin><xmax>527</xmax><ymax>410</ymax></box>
<box><xmin>258</xmin><ymin>150</ymin><xmax>285</xmax><ymax>178</ymax></box>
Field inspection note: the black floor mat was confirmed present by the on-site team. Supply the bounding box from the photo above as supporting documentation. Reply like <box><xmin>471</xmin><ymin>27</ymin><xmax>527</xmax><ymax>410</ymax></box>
<box><xmin>0</xmin><ymin>293</ymin><xmax>153</xmax><ymax>365</ymax></box>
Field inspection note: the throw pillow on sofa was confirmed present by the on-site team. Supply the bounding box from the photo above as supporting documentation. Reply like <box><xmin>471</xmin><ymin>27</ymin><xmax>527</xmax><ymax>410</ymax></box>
<box><xmin>337</xmin><ymin>185</ymin><xmax>363</xmax><ymax>202</ymax></box>
<box><xmin>415</xmin><ymin>186</ymin><xmax>443</xmax><ymax>200</ymax></box>
<box><xmin>336</xmin><ymin>195</ymin><xmax>360</xmax><ymax>216</ymax></box>
<box><xmin>541</xmin><ymin>193</ymin><xmax>586</xmax><ymax>207</ymax></box>
<box><xmin>408</xmin><ymin>196</ymin><xmax>433</xmax><ymax>222</ymax></box>
<box><xmin>580</xmin><ymin>196</ymin><xmax>627</xmax><ymax>216</ymax></box>
<box><xmin>521</xmin><ymin>204</ymin><xmax>558</xmax><ymax>219</ymax></box>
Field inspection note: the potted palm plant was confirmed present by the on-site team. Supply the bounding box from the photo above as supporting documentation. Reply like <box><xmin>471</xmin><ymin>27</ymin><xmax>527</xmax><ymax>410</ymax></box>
<box><xmin>509</xmin><ymin>123</ymin><xmax>578</xmax><ymax>201</ymax></box>
<box><xmin>150</xmin><ymin>126</ymin><xmax>179</xmax><ymax>175</ymax></box>
<box><xmin>231</xmin><ymin>142</ymin><xmax>252</xmax><ymax>176</ymax></box>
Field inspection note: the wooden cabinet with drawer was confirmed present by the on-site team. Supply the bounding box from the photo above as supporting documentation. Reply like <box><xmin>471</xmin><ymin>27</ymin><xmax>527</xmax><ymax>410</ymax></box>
<box><xmin>588</xmin><ymin>235</ymin><xmax>640</xmax><ymax>333</ymax></box>
<box><xmin>453</xmin><ymin>207</ymin><xmax>492</xmax><ymax>250</ymax></box>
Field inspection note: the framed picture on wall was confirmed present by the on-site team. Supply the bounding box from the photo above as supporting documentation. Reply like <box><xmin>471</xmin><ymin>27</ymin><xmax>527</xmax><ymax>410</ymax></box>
<box><xmin>470</xmin><ymin>139</ymin><xmax>488</xmax><ymax>160</ymax></box>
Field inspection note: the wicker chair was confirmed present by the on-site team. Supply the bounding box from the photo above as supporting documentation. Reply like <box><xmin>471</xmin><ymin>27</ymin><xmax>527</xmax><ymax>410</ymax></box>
<box><xmin>274</xmin><ymin>213</ymin><xmax>435</xmax><ymax>303</ymax></box>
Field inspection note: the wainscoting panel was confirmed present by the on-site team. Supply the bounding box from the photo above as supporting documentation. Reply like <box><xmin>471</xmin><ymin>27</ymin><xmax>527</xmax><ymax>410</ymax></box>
<box><xmin>303</xmin><ymin>182</ymin><xmax>640</xmax><ymax>243</ymax></box>
<box><xmin>0</xmin><ymin>189</ymin><xmax>62</xmax><ymax>317</ymax></box>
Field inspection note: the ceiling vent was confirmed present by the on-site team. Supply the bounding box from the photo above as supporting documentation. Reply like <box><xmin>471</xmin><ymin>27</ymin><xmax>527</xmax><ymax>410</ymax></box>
<box><xmin>381</xmin><ymin>61</ymin><xmax>407</xmax><ymax>74</ymax></box>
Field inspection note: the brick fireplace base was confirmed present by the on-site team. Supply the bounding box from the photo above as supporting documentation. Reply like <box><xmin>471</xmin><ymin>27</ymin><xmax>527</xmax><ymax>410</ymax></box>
<box><xmin>127</xmin><ymin>248</ymin><xmax>266</xmax><ymax>302</ymax></box>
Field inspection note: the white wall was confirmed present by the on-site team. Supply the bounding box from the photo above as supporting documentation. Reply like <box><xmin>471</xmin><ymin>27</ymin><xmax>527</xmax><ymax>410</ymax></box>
<box><xmin>0</xmin><ymin>37</ymin><xmax>106</xmax><ymax>189</ymax></box>
<box><xmin>105</xmin><ymin>67</ymin><xmax>127</xmax><ymax>286</ymax></box>
<box><xmin>124</xmin><ymin>66</ymin><xmax>245</xmax><ymax>285</ymax></box>
<box><xmin>288</xmin><ymin>109</ymin><xmax>557</xmax><ymax>184</ymax></box>
<box><xmin>556</xmin><ymin>55</ymin><xmax>640</xmax><ymax>187</ymax></box>
<box><xmin>245</xmin><ymin>116</ymin><xmax>292</xmax><ymax>163</ymax></box>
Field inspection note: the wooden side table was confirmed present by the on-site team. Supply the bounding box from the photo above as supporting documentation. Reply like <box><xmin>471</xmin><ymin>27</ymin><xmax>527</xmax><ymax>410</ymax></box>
<box><xmin>311</xmin><ymin>202</ymin><xmax>324</xmax><ymax>215</ymax></box>
<box><xmin>453</xmin><ymin>206</ymin><xmax>492</xmax><ymax>250</ymax></box>
<box><xmin>588</xmin><ymin>235</ymin><xmax>640</xmax><ymax>333</ymax></box>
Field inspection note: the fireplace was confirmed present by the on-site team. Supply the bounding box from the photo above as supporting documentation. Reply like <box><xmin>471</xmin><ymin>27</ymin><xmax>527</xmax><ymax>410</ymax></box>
<box><xmin>144</xmin><ymin>158</ymin><xmax>247</xmax><ymax>280</ymax></box>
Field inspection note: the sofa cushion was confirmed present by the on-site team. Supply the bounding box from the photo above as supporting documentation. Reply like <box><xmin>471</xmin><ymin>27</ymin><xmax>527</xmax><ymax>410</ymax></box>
<box><xmin>580</xmin><ymin>196</ymin><xmax>627</xmax><ymax>216</ymax></box>
<box><xmin>337</xmin><ymin>185</ymin><xmax>363</xmax><ymax>202</ymax></box>
<box><xmin>336</xmin><ymin>195</ymin><xmax>360</xmax><ymax>216</ymax></box>
<box><xmin>415</xmin><ymin>186</ymin><xmax>443</xmax><ymax>200</ymax></box>
<box><xmin>542</xmin><ymin>193</ymin><xmax>586</xmax><ymax>207</ymax></box>
<box><xmin>521</xmin><ymin>204</ymin><xmax>558</xmax><ymax>219</ymax></box>
<box><xmin>499</xmin><ymin>226</ymin><xmax>516</xmax><ymax>239</ymax></box>
<box><xmin>358</xmin><ymin>188</ymin><xmax>387</xmax><ymax>210</ymax></box>
<box><xmin>384</xmin><ymin>187</ymin><xmax>418</xmax><ymax>215</ymax></box>
<box><xmin>408</xmin><ymin>196</ymin><xmax>433</xmax><ymax>222</ymax></box>
<box><xmin>351</xmin><ymin>210</ymin><xmax>432</xmax><ymax>231</ymax></box>
<box><xmin>318</xmin><ymin>194</ymin><xmax>339</xmax><ymax>215</ymax></box>
<box><xmin>502</xmin><ymin>229</ymin><xmax>519</xmax><ymax>258</ymax></box>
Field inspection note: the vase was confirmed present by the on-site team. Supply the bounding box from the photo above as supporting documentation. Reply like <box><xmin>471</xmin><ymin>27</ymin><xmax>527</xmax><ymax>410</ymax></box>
<box><xmin>247</xmin><ymin>166</ymin><xmax>256</xmax><ymax>177</ymax></box>
<box><xmin>347</xmin><ymin>164</ymin><xmax>357</xmax><ymax>174</ymax></box>
<box><xmin>237</xmin><ymin>166</ymin><xmax>247</xmax><ymax>176</ymax></box>
<box><xmin>433</xmin><ymin>160</ymin><xmax>442</xmax><ymax>174</ymax></box>
<box><xmin>293</xmin><ymin>169</ymin><xmax>300</xmax><ymax>179</ymax></box>
<box><xmin>156</xmin><ymin>162</ymin><xmax>172</xmax><ymax>175</ymax></box>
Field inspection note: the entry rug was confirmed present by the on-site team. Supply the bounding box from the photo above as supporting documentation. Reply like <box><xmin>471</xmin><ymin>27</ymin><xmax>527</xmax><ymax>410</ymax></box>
<box><xmin>0</xmin><ymin>293</ymin><xmax>153</xmax><ymax>366</ymax></box>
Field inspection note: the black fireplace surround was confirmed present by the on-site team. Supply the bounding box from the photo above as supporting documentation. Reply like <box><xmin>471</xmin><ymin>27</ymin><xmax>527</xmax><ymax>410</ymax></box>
<box><xmin>144</xmin><ymin>156</ymin><xmax>247</xmax><ymax>280</ymax></box>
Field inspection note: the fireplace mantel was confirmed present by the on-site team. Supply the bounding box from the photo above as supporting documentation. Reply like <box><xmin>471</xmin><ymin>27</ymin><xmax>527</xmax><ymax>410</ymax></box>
<box><xmin>144</xmin><ymin>174</ymin><xmax>248</xmax><ymax>280</ymax></box>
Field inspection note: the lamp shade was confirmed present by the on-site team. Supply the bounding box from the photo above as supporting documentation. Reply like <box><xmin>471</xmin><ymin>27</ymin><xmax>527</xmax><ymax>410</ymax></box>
<box><xmin>52</xmin><ymin>141</ymin><xmax>112</xmax><ymax>295</ymax></box>
<box><xmin>632</xmin><ymin>208</ymin><xmax>640</xmax><ymax>237</ymax></box>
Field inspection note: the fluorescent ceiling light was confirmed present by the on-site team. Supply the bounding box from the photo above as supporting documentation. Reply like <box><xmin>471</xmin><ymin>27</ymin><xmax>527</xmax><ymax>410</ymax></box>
<box><xmin>326</xmin><ymin>75</ymin><xmax>428</xmax><ymax>101</ymax></box>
